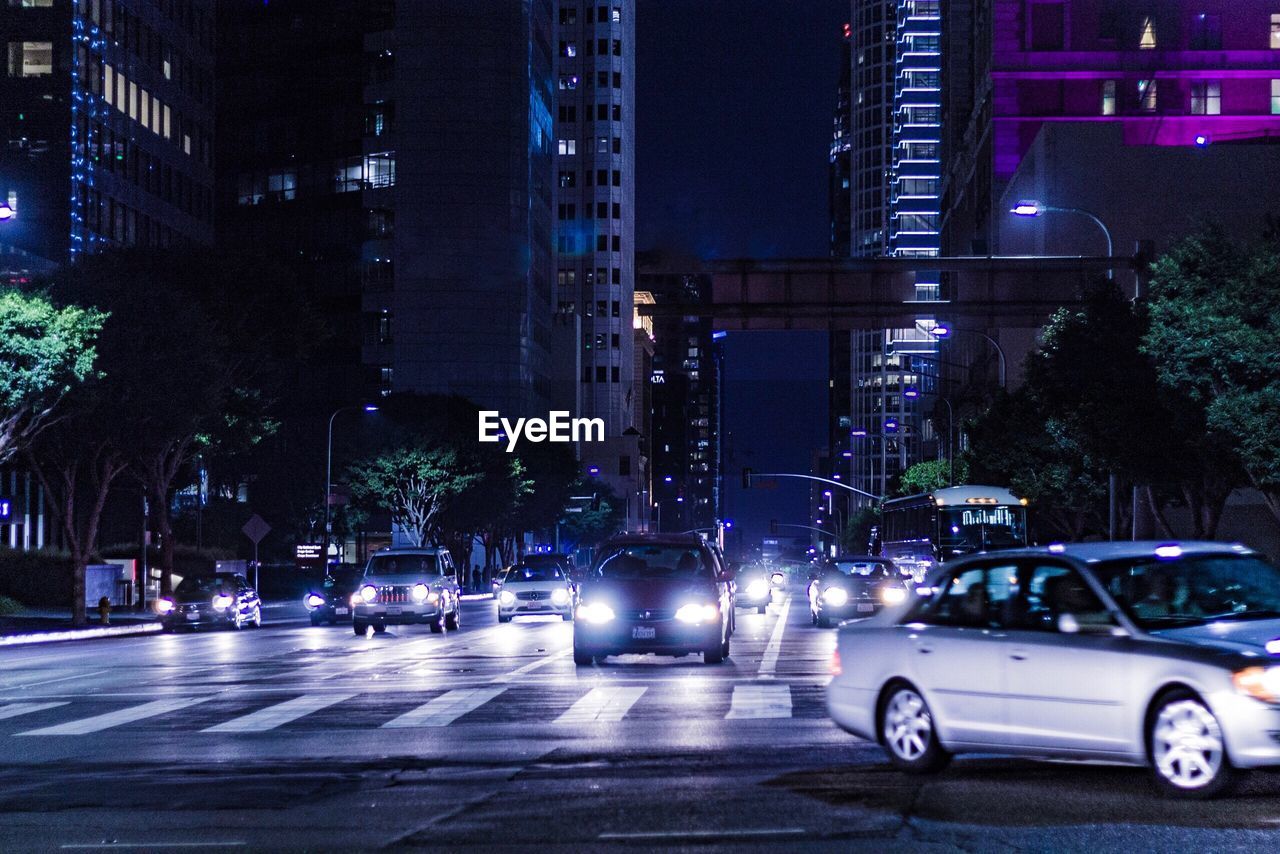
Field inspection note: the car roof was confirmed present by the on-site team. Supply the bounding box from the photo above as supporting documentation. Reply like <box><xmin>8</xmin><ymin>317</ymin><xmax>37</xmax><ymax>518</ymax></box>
<box><xmin>954</xmin><ymin>541</ymin><xmax>1253</xmax><ymax>564</ymax></box>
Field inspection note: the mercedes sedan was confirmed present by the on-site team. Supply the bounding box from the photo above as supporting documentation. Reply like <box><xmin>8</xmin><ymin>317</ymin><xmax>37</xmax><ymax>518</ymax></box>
<box><xmin>827</xmin><ymin>542</ymin><xmax>1280</xmax><ymax>798</ymax></box>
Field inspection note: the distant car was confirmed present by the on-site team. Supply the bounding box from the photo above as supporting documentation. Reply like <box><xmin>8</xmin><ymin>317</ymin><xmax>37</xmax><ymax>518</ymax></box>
<box><xmin>497</xmin><ymin>555</ymin><xmax>577</xmax><ymax>622</ymax></box>
<box><xmin>350</xmin><ymin>546</ymin><xmax>462</xmax><ymax>635</ymax></box>
<box><xmin>808</xmin><ymin>556</ymin><xmax>910</xmax><ymax>627</ymax></box>
<box><xmin>305</xmin><ymin>567</ymin><xmax>362</xmax><ymax>625</ymax></box>
<box><xmin>735</xmin><ymin>564</ymin><xmax>775</xmax><ymax>613</ymax></box>
<box><xmin>828</xmin><ymin>542</ymin><xmax>1280</xmax><ymax>799</ymax></box>
<box><xmin>573</xmin><ymin>533</ymin><xmax>735</xmax><ymax>665</ymax></box>
<box><xmin>158</xmin><ymin>573</ymin><xmax>261</xmax><ymax>631</ymax></box>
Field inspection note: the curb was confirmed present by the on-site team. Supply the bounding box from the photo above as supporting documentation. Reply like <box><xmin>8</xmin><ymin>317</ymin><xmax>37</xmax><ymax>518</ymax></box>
<box><xmin>0</xmin><ymin>623</ymin><xmax>164</xmax><ymax>647</ymax></box>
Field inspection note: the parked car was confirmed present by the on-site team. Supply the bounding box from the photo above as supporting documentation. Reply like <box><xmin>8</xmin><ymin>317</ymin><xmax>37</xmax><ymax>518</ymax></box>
<box><xmin>573</xmin><ymin>533</ymin><xmax>735</xmax><ymax>665</ymax></box>
<box><xmin>157</xmin><ymin>572</ymin><xmax>261</xmax><ymax>631</ymax></box>
<box><xmin>808</xmin><ymin>556</ymin><xmax>910</xmax><ymax>627</ymax></box>
<box><xmin>304</xmin><ymin>566</ymin><xmax>362</xmax><ymax>625</ymax></box>
<box><xmin>827</xmin><ymin>542</ymin><xmax>1280</xmax><ymax>798</ymax></box>
<box><xmin>351</xmin><ymin>546</ymin><xmax>461</xmax><ymax>635</ymax></box>
<box><xmin>497</xmin><ymin>556</ymin><xmax>577</xmax><ymax>622</ymax></box>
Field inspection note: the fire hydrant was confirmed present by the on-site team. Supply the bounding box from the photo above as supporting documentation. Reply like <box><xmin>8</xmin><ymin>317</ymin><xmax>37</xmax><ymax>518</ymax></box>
<box><xmin>98</xmin><ymin>596</ymin><xmax>111</xmax><ymax>625</ymax></box>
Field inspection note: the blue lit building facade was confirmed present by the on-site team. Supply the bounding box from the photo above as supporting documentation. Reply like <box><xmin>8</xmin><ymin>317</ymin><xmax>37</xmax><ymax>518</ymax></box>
<box><xmin>1</xmin><ymin>0</ymin><xmax>214</xmax><ymax>266</ymax></box>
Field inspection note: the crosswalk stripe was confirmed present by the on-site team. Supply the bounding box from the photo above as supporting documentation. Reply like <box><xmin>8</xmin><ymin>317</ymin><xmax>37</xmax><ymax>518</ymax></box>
<box><xmin>555</xmin><ymin>686</ymin><xmax>647</xmax><ymax>724</ymax></box>
<box><xmin>0</xmin><ymin>701</ymin><xmax>70</xmax><ymax>721</ymax></box>
<box><xmin>17</xmin><ymin>696</ymin><xmax>214</xmax><ymax>736</ymax></box>
<box><xmin>725</xmin><ymin>684</ymin><xmax>792</xmax><ymax>719</ymax></box>
<box><xmin>202</xmin><ymin>693</ymin><xmax>355</xmax><ymax>733</ymax></box>
<box><xmin>382</xmin><ymin>687</ymin><xmax>507</xmax><ymax>728</ymax></box>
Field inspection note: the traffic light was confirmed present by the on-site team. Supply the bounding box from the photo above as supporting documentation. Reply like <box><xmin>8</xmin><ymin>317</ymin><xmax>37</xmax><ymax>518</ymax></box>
<box><xmin>742</xmin><ymin>468</ymin><xmax>753</xmax><ymax>489</ymax></box>
<box><xmin>769</xmin><ymin>519</ymin><xmax>779</xmax><ymax>535</ymax></box>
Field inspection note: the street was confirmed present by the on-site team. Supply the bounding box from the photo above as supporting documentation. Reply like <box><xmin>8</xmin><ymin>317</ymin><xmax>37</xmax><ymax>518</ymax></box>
<box><xmin>1</xmin><ymin>594</ymin><xmax>1280</xmax><ymax>852</ymax></box>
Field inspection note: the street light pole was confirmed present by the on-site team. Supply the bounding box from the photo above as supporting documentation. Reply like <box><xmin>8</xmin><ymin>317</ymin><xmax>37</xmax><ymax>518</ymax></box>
<box><xmin>924</xmin><ymin>324</ymin><xmax>1007</xmax><ymax>389</ymax></box>
<box><xmin>325</xmin><ymin>404</ymin><xmax>378</xmax><ymax>564</ymax></box>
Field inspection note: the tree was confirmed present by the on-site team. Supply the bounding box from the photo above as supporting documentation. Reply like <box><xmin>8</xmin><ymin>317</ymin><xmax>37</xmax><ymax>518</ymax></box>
<box><xmin>348</xmin><ymin>445</ymin><xmax>481</xmax><ymax>546</ymax></box>
<box><xmin>0</xmin><ymin>288</ymin><xmax>104</xmax><ymax>464</ymax></box>
<box><xmin>558</xmin><ymin>481</ymin><xmax>624</xmax><ymax>552</ymax></box>
<box><xmin>897</xmin><ymin>458</ymin><xmax>969</xmax><ymax>496</ymax></box>
<box><xmin>840</xmin><ymin>506</ymin><xmax>880</xmax><ymax>555</ymax></box>
<box><xmin>1143</xmin><ymin>228</ymin><xmax>1280</xmax><ymax>525</ymax></box>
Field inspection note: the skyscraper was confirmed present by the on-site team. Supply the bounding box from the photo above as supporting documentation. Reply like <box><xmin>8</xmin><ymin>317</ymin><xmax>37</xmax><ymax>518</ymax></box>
<box><xmin>1</xmin><ymin>0</ymin><xmax>216</xmax><ymax>265</ymax></box>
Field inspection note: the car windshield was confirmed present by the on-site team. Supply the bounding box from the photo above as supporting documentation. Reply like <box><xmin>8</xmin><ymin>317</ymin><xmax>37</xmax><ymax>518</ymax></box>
<box><xmin>365</xmin><ymin>554</ymin><xmax>440</xmax><ymax>576</ymax></box>
<box><xmin>1089</xmin><ymin>553</ymin><xmax>1280</xmax><ymax>630</ymax></box>
<box><xmin>595</xmin><ymin>545</ymin><xmax>710</xmax><ymax>580</ymax></box>
<box><xmin>175</xmin><ymin>577</ymin><xmax>232</xmax><ymax>595</ymax></box>
<box><xmin>830</xmin><ymin>561</ymin><xmax>893</xmax><ymax>579</ymax></box>
<box><xmin>508</xmin><ymin>564</ymin><xmax>564</xmax><ymax>582</ymax></box>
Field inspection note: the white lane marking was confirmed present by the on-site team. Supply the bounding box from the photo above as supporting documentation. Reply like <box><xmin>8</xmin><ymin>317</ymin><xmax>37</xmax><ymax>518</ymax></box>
<box><xmin>599</xmin><ymin>828</ymin><xmax>806</xmax><ymax>840</ymax></box>
<box><xmin>18</xmin><ymin>696</ymin><xmax>215</xmax><ymax>736</ymax></box>
<box><xmin>758</xmin><ymin>594</ymin><xmax>791</xmax><ymax>678</ymax></box>
<box><xmin>491</xmin><ymin>648</ymin><xmax>570</xmax><ymax>683</ymax></box>
<box><xmin>202</xmin><ymin>693</ymin><xmax>355</xmax><ymax>733</ymax></box>
<box><xmin>0</xmin><ymin>701</ymin><xmax>70</xmax><ymax>721</ymax></box>
<box><xmin>382</xmin><ymin>687</ymin><xmax>507</xmax><ymax>728</ymax></box>
<box><xmin>555</xmin><ymin>686</ymin><xmax>647</xmax><ymax>724</ymax></box>
<box><xmin>1</xmin><ymin>669</ymin><xmax>110</xmax><ymax>690</ymax></box>
<box><xmin>61</xmin><ymin>843</ymin><xmax>246</xmax><ymax>849</ymax></box>
<box><xmin>725</xmin><ymin>683</ymin><xmax>792</xmax><ymax>719</ymax></box>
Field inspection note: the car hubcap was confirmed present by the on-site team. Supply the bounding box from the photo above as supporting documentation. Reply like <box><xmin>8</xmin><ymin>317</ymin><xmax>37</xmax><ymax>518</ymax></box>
<box><xmin>885</xmin><ymin>689</ymin><xmax>932</xmax><ymax>762</ymax></box>
<box><xmin>1153</xmin><ymin>699</ymin><xmax>1223</xmax><ymax>789</ymax></box>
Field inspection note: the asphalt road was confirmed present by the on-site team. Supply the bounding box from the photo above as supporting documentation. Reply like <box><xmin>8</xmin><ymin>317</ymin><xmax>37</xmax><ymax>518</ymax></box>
<box><xmin>1</xmin><ymin>590</ymin><xmax>1279</xmax><ymax>852</ymax></box>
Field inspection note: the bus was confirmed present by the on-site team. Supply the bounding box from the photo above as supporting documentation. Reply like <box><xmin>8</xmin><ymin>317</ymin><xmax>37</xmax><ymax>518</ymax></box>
<box><xmin>876</xmin><ymin>485</ymin><xmax>1029</xmax><ymax>580</ymax></box>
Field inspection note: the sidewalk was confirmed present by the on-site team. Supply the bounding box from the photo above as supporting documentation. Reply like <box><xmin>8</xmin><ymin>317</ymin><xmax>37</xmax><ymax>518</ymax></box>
<box><xmin>0</xmin><ymin>599</ymin><xmax>302</xmax><ymax>646</ymax></box>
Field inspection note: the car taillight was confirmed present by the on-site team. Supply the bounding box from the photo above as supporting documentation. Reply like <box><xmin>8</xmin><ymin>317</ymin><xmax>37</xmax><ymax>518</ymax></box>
<box><xmin>830</xmin><ymin>648</ymin><xmax>842</xmax><ymax>676</ymax></box>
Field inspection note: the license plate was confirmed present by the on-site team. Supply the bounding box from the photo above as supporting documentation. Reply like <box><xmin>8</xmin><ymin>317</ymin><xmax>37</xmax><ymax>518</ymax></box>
<box><xmin>632</xmin><ymin>626</ymin><xmax>656</xmax><ymax>640</ymax></box>
<box><xmin>385</xmin><ymin>606</ymin><xmax>402</xmax><ymax>615</ymax></box>
<box><xmin>186</xmin><ymin>613</ymin><xmax>200</xmax><ymax>621</ymax></box>
<box><xmin>857</xmin><ymin>603</ymin><xmax>875</xmax><ymax>612</ymax></box>
<box><xmin>335</xmin><ymin>607</ymin><xmax>349</xmax><ymax>615</ymax></box>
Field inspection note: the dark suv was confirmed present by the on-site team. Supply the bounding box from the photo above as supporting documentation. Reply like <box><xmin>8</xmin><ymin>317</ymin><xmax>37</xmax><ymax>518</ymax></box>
<box><xmin>573</xmin><ymin>534</ymin><xmax>735</xmax><ymax>665</ymax></box>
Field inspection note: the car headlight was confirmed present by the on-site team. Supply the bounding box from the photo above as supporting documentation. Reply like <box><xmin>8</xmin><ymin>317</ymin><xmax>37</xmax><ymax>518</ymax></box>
<box><xmin>1234</xmin><ymin>666</ymin><xmax>1280</xmax><ymax>704</ymax></box>
<box><xmin>359</xmin><ymin>584</ymin><xmax>378</xmax><ymax>603</ymax></box>
<box><xmin>156</xmin><ymin>598</ymin><xmax>175</xmax><ymax>614</ymax></box>
<box><xmin>675</xmin><ymin>603</ymin><xmax>718</xmax><ymax>624</ymax></box>
<box><xmin>822</xmin><ymin>587</ymin><xmax>849</xmax><ymax>607</ymax></box>
<box><xmin>211</xmin><ymin>594</ymin><xmax>234</xmax><ymax>611</ymax></box>
<box><xmin>411</xmin><ymin>583</ymin><xmax>430</xmax><ymax>602</ymax></box>
<box><xmin>576</xmin><ymin>602</ymin><xmax>615</xmax><ymax>624</ymax></box>
<box><xmin>551</xmin><ymin>587</ymin><xmax>571</xmax><ymax>606</ymax></box>
<box><xmin>498</xmin><ymin>590</ymin><xmax>516</xmax><ymax>607</ymax></box>
<box><xmin>745</xmin><ymin>579</ymin><xmax>769</xmax><ymax>599</ymax></box>
<box><xmin>427</xmin><ymin>590</ymin><xmax>441</xmax><ymax>603</ymax></box>
<box><xmin>770</xmin><ymin>572</ymin><xmax>785</xmax><ymax>586</ymax></box>
<box><xmin>880</xmin><ymin>586</ymin><xmax>908</xmax><ymax>606</ymax></box>
<box><xmin>305</xmin><ymin>594</ymin><xmax>325</xmax><ymax>609</ymax></box>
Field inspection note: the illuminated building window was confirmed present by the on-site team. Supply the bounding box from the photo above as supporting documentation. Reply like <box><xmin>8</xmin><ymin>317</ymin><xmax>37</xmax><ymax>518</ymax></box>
<box><xmin>558</xmin><ymin>170</ymin><xmax>576</xmax><ymax>188</ymax></box>
<box><xmin>7</xmin><ymin>41</ymin><xmax>52</xmax><ymax>77</ymax></box>
<box><xmin>1138</xmin><ymin>79</ymin><xmax>1158</xmax><ymax>111</ymax></box>
<box><xmin>558</xmin><ymin>138</ymin><xmax>576</xmax><ymax>155</ymax></box>
<box><xmin>560</xmin><ymin>41</ymin><xmax>576</xmax><ymax>58</ymax></box>
<box><xmin>558</xmin><ymin>74</ymin><xmax>578</xmax><ymax>90</ymax></box>
<box><xmin>1139</xmin><ymin>16</ymin><xmax>1156</xmax><ymax>49</ymax></box>
<box><xmin>1190</xmin><ymin>81</ymin><xmax>1220</xmax><ymax>115</ymax></box>
<box><xmin>1273</xmin><ymin>15</ymin><xmax>1280</xmax><ymax>49</ymax></box>
<box><xmin>1271</xmin><ymin>80</ymin><xmax>1280</xmax><ymax>114</ymax></box>
<box><xmin>1101</xmin><ymin>80</ymin><xmax>1116</xmax><ymax>115</ymax></box>
<box><xmin>557</xmin><ymin>270</ymin><xmax>576</xmax><ymax>286</ymax></box>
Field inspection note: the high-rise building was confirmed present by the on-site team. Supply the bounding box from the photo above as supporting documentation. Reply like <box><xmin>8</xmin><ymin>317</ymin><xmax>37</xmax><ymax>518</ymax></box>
<box><xmin>553</xmin><ymin>2</ymin><xmax>641</xmax><ymax>525</ymax></box>
<box><xmin>1</xmin><ymin>0</ymin><xmax>216</xmax><ymax>265</ymax></box>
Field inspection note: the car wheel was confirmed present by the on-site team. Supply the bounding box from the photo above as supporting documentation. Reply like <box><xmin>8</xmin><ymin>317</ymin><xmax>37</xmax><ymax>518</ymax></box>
<box><xmin>309</xmin><ymin>612</ymin><xmax>322</xmax><ymax>627</ymax></box>
<box><xmin>757</xmin><ymin>604</ymin><xmax>767</xmax><ymax>614</ymax></box>
<box><xmin>353</xmin><ymin>619</ymin><xmax>368</xmax><ymax>635</ymax></box>
<box><xmin>373</xmin><ymin>622</ymin><xmax>387</xmax><ymax>635</ymax></box>
<box><xmin>1147</xmin><ymin>690</ymin><xmax>1238</xmax><ymax>799</ymax></box>
<box><xmin>445</xmin><ymin>604</ymin><xmax>460</xmax><ymax>630</ymax></box>
<box><xmin>232</xmin><ymin>610</ymin><xmax>244</xmax><ymax>630</ymax></box>
<box><xmin>880</xmin><ymin>683</ymin><xmax>951</xmax><ymax>774</ymax></box>
<box><xmin>721</xmin><ymin>632</ymin><xmax>731</xmax><ymax>659</ymax></box>
<box><xmin>573</xmin><ymin>645</ymin><xmax>594</xmax><ymax>666</ymax></box>
<box><xmin>817</xmin><ymin>614</ymin><xmax>831</xmax><ymax>629</ymax></box>
<box><xmin>704</xmin><ymin>628</ymin><xmax>726</xmax><ymax>664</ymax></box>
<box><xmin>251</xmin><ymin>606</ymin><xmax>262</xmax><ymax>628</ymax></box>
<box><xmin>429</xmin><ymin>612</ymin><xmax>444</xmax><ymax>633</ymax></box>
<box><xmin>498</xmin><ymin>614</ymin><xmax>511</xmax><ymax>623</ymax></box>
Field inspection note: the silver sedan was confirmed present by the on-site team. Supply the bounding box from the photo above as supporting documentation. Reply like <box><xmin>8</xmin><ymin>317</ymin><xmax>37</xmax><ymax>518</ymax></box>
<box><xmin>827</xmin><ymin>542</ymin><xmax>1280</xmax><ymax>798</ymax></box>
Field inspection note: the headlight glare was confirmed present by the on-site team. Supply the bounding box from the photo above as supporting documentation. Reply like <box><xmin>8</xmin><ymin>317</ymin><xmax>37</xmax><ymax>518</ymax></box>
<box><xmin>822</xmin><ymin>587</ymin><xmax>849</xmax><ymax>607</ymax></box>
<box><xmin>770</xmin><ymin>572</ymin><xmax>785</xmax><ymax>586</ymax></box>
<box><xmin>156</xmin><ymin>598</ymin><xmax>174</xmax><ymax>614</ymax></box>
<box><xmin>305</xmin><ymin>594</ymin><xmax>325</xmax><ymax>609</ymax></box>
<box><xmin>211</xmin><ymin>594</ymin><xmax>234</xmax><ymax>610</ymax></box>
<box><xmin>1234</xmin><ymin>666</ymin><xmax>1280</xmax><ymax>704</ymax></box>
<box><xmin>359</xmin><ymin>584</ymin><xmax>378</xmax><ymax>603</ymax></box>
<box><xmin>576</xmin><ymin>602</ymin><xmax>615</xmax><ymax>624</ymax></box>
<box><xmin>551</xmin><ymin>587</ymin><xmax>571</xmax><ymax>606</ymax></box>
<box><xmin>675</xmin><ymin>603</ymin><xmax>718</xmax><ymax>624</ymax></box>
<box><xmin>498</xmin><ymin>590</ymin><xmax>516</xmax><ymax>606</ymax></box>
<box><xmin>880</xmin><ymin>586</ymin><xmax>908</xmax><ymax>606</ymax></box>
<box><xmin>411</xmin><ymin>583</ymin><xmax>429</xmax><ymax>602</ymax></box>
<box><xmin>746</xmin><ymin>579</ymin><xmax>769</xmax><ymax>599</ymax></box>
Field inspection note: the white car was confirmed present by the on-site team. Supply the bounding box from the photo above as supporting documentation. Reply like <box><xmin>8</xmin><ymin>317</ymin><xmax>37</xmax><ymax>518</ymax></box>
<box><xmin>497</xmin><ymin>557</ymin><xmax>576</xmax><ymax>622</ymax></box>
<box><xmin>828</xmin><ymin>542</ymin><xmax>1280</xmax><ymax>798</ymax></box>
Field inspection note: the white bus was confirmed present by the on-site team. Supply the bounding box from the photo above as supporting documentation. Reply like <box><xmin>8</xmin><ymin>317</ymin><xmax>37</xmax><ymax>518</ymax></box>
<box><xmin>876</xmin><ymin>485</ymin><xmax>1029</xmax><ymax>580</ymax></box>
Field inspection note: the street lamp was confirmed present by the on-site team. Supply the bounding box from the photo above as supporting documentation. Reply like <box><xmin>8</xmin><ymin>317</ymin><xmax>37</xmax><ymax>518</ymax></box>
<box><xmin>325</xmin><ymin>404</ymin><xmax>379</xmax><ymax>563</ymax></box>
<box><xmin>1009</xmin><ymin>200</ymin><xmax>1114</xmax><ymax>279</ymax></box>
<box><xmin>926</xmin><ymin>325</ymin><xmax>1007</xmax><ymax>389</ymax></box>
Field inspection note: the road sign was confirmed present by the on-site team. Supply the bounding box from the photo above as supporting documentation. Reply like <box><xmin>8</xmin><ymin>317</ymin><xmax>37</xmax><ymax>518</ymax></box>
<box><xmin>295</xmin><ymin>543</ymin><xmax>325</xmax><ymax>572</ymax></box>
<box><xmin>241</xmin><ymin>514</ymin><xmax>271</xmax><ymax>544</ymax></box>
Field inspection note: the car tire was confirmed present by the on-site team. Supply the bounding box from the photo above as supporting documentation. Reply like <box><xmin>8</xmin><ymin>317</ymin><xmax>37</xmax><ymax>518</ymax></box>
<box><xmin>445</xmin><ymin>605</ymin><xmax>460</xmax><ymax>631</ymax></box>
<box><xmin>373</xmin><ymin>622</ymin><xmax>387</xmax><ymax>635</ymax></box>
<box><xmin>232</xmin><ymin>610</ymin><xmax>244</xmax><ymax>630</ymax></box>
<box><xmin>309</xmin><ymin>612</ymin><xmax>322</xmax><ymax>627</ymax></box>
<box><xmin>704</xmin><ymin>629</ymin><xmax>727</xmax><ymax>664</ymax></box>
<box><xmin>573</xmin><ymin>645</ymin><xmax>594</xmax><ymax>666</ymax></box>
<box><xmin>498</xmin><ymin>614</ymin><xmax>512</xmax><ymax>623</ymax></box>
<box><xmin>1146</xmin><ymin>689</ymin><xmax>1239</xmax><ymax>799</ymax></box>
<box><xmin>880</xmin><ymin>682</ymin><xmax>952</xmax><ymax>774</ymax></box>
<box><xmin>816</xmin><ymin>614</ymin><xmax>831</xmax><ymax>629</ymax></box>
<box><xmin>353</xmin><ymin>619</ymin><xmax>368</xmax><ymax>635</ymax></box>
<box><xmin>721</xmin><ymin>633</ymin><xmax>731</xmax><ymax>660</ymax></box>
<box><xmin>429</xmin><ymin>613</ymin><xmax>444</xmax><ymax>633</ymax></box>
<box><xmin>757</xmin><ymin>604</ymin><xmax>767</xmax><ymax>614</ymax></box>
<box><xmin>251</xmin><ymin>606</ymin><xmax>262</xmax><ymax>628</ymax></box>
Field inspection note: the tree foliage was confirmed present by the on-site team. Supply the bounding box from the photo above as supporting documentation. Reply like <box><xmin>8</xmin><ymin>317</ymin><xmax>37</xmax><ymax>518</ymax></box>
<box><xmin>897</xmin><ymin>458</ymin><xmax>969</xmax><ymax>496</ymax></box>
<box><xmin>348</xmin><ymin>444</ymin><xmax>482</xmax><ymax>547</ymax></box>
<box><xmin>0</xmin><ymin>288</ymin><xmax>104</xmax><ymax>464</ymax></box>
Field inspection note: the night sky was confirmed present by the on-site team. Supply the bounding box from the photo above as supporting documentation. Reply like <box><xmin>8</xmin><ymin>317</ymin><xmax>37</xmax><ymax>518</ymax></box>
<box><xmin>635</xmin><ymin>1</ymin><xmax>846</xmax><ymax>550</ymax></box>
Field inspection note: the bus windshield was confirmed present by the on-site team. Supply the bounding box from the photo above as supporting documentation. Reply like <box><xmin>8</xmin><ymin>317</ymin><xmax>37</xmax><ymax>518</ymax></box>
<box><xmin>937</xmin><ymin>505</ymin><xmax>1026</xmax><ymax>553</ymax></box>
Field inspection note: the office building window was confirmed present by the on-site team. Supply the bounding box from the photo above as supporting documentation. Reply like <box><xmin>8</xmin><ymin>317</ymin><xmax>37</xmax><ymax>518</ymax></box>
<box><xmin>558</xmin><ymin>138</ymin><xmax>576</xmax><ymax>155</ymax></box>
<box><xmin>613</xmin><ymin>71</ymin><xmax>622</xmax><ymax>88</ymax></box>
<box><xmin>596</xmin><ymin>234</ymin><xmax>607</xmax><ymax>251</ymax></box>
<box><xmin>612</xmin><ymin>6</ymin><xmax>621</xmax><ymax>23</ymax></box>
<box><xmin>560</xmin><ymin>41</ymin><xmax>576</xmax><ymax>58</ymax></box>
<box><xmin>558</xmin><ymin>74</ymin><xmax>578</xmax><ymax>90</ymax></box>
<box><xmin>612</xmin><ymin>202</ymin><xmax>621</xmax><ymax>219</ymax></box>
<box><xmin>558</xmin><ymin>170</ymin><xmax>576</xmax><ymax>188</ymax></box>
<box><xmin>559</xmin><ymin>7</ymin><xmax>576</xmax><ymax>25</ymax></box>
<box><xmin>612</xmin><ymin>235</ymin><xmax>621</xmax><ymax>251</ymax></box>
<box><xmin>1273</xmin><ymin>14</ymin><xmax>1280</xmax><ymax>49</ymax></box>
<box><xmin>1029</xmin><ymin>2</ymin><xmax>1064</xmax><ymax>51</ymax></box>
<box><xmin>612</xmin><ymin>300</ymin><xmax>620</xmax><ymax>317</ymax></box>
<box><xmin>1190</xmin><ymin>81</ymin><xmax>1221</xmax><ymax>115</ymax></box>
<box><xmin>596</xmin><ymin>136</ymin><xmax>609</xmax><ymax>153</ymax></box>
<box><xmin>1138</xmin><ymin>79</ymin><xmax>1158</xmax><ymax>111</ymax></box>
<box><xmin>558</xmin><ymin>203</ymin><xmax>575</xmax><ymax>220</ymax></box>
<box><xmin>612</xmin><ymin>267</ymin><xmax>621</xmax><ymax>284</ymax></box>
<box><xmin>557</xmin><ymin>270</ymin><xmax>576</xmax><ymax>287</ymax></box>
<box><xmin>558</xmin><ymin>104</ymin><xmax>576</xmax><ymax>122</ymax></box>
<box><xmin>1101</xmin><ymin>80</ymin><xmax>1116</xmax><ymax>115</ymax></box>
<box><xmin>1139</xmin><ymin>16</ymin><xmax>1157</xmax><ymax>49</ymax></box>
<box><xmin>582</xmin><ymin>366</ymin><xmax>592</xmax><ymax>382</ymax></box>
<box><xmin>8</xmin><ymin>41</ymin><xmax>52</xmax><ymax>77</ymax></box>
<box><xmin>612</xmin><ymin>136</ymin><xmax>621</xmax><ymax>153</ymax></box>
<box><xmin>1189</xmin><ymin>13</ymin><xmax>1222</xmax><ymax>50</ymax></box>
<box><xmin>611</xmin><ymin>333</ymin><xmax>620</xmax><ymax>348</ymax></box>
<box><xmin>612</xmin><ymin>170</ymin><xmax>621</xmax><ymax>186</ymax></box>
<box><xmin>612</xmin><ymin>39</ymin><xmax>621</xmax><ymax>56</ymax></box>
<box><xmin>611</xmin><ymin>366</ymin><xmax>620</xmax><ymax>382</ymax></box>
<box><xmin>595</xmin><ymin>201</ymin><xmax>607</xmax><ymax>219</ymax></box>
<box><xmin>1271</xmin><ymin>79</ymin><xmax>1280</xmax><ymax>114</ymax></box>
<box><xmin>596</xmin><ymin>366</ymin><xmax>607</xmax><ymax>382</ymax></box>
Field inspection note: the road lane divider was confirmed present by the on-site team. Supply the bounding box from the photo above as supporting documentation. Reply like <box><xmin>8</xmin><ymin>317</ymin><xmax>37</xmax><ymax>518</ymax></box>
<box><xmin>0</xmin><ymin>624</ymin><xmax>162</xmax><ymax>647</ymax></box>
<box><xmin>17</xmin><ymin>695</ymin><xmax>215</xmax><ymax>736</ymax></box>
<box><xmin>758</xmin><ymin>594</ymin><xmax>791</xmax><ymax>678</ymax></box>
<box><xmin>202</xmin><ymin>693</ymin><xmax>355</xmax><ymax>733</ymax></box>
<box><xmin>382</xmin><ymin>687</ymin><xmax>507</xmax><ymax>728</ymax></box>
<box><xmin>555</xmin><ymin>686</ymin><xmax>647</xmax><ymax>724</ymax></box>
